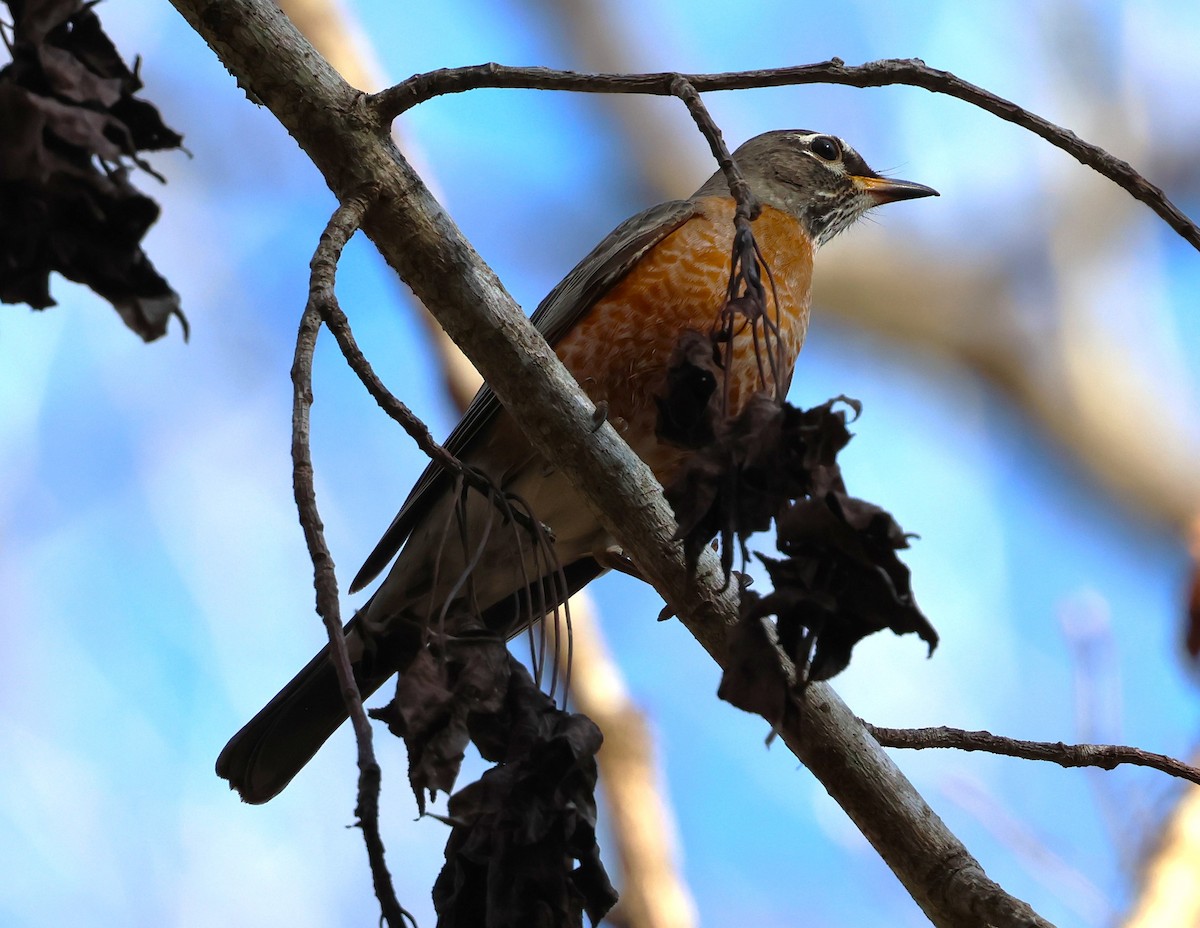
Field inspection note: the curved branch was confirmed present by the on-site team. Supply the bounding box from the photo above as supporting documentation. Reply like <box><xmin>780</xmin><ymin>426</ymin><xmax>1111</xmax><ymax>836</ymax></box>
<box><xmin>1121</xmin><ymin>772</ymin><xmax>1200</xmax><ymax>928</ymax></box>
<box><xmin>865</xmin><ymin>723</ymin><xmax>1200</xmax><ymax>786</ymax></box>
<box><xmin>371</xmin><ymin>59</ymin><xmax>1199</xmax><ymax>250</ymax></box>
<box><xmin>294</xmin><ymin>189</ymin><xmax>415</xmax><ymax>927</ymax></box>
<box><xmin>1187</xmin><ymin>514</ymin><xmax>1200</xmax><ymax>658</ymax></box>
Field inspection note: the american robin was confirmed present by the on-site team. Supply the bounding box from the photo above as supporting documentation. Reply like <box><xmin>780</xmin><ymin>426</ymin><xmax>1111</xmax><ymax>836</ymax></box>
<box><xmin>217</xmin><ymin>129</ymin><xmax>937</xmax><ymax>803</ymax></box>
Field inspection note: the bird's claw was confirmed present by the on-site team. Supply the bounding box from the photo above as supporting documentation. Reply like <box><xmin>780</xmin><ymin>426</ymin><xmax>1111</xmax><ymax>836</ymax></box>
<box><xmin>596</xmin><ymin>545</ymin><xmax>645</xmax><ymax>581</ymax></box>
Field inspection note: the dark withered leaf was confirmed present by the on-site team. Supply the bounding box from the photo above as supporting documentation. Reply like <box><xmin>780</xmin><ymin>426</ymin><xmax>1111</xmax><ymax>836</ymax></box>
<box><xmin>660</xmin><ymin>327</ymin><xmax>934</xmax><ymax>693</ymax></box>
<box><xmin>0</xmin><ymin>0</ymin><xmax>185</xmax><ymax>340</ymax></box>
<box><xmin>664</xmin><ymin>448</ymin><xmax>726</xmax><ymax>574</ymax></box>
<box><xmin>9</xmin><ymin>0</ymin><xmax>80</xmax><ymax>45</ymax></box>
<box><xmin>38</xmin><ymin>42</ymin><xmax>123</xmax><ymax>106</ymax></box>
<box><xmin>369</xmin><ymin>629</ymin><xmax>511</xmax><ymax>813</ymax></box>
<box><xmin>432</xmin><ymin>660</ymin><xmax>616</xmax><ymax>928</ymax></box>
<box><xmin>31</xmin><ymin>91</ymin><xmax>126</xmax><ymax>159</ymax></box>
<box><xmin>780</xmin><ymin>394</ymin><xmax>860</xmax><ymax>495</ymax></box>
<box><xmin>370</xmin><ymin>649</ymin><xmax>469</xmax><ymax>812</ymax></box>
<box><xmin>663</xmin><ymin>386</ymin><xmax>862</xmax><ymax>577</ymax></box>
<box><xmin>68</xmin><ymin>9</ymin><xmax>184</xmax><ymax>152</ymax></box>
<box><xmin>371</xmin><ymin>623</ymin><xmax>615</xmax><ymax>925</ymax></box>
<box><xmin>761</xmin><ymin>492</ymin><xmax>938</xmax><ymax>681</ymax></box>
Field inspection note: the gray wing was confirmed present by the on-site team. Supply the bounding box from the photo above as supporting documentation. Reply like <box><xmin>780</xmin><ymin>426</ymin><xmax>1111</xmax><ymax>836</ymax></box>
<box><xmin>349</xmin><ymin>198</ymin><xmax>701</xmax><ymax>593</ymax></box>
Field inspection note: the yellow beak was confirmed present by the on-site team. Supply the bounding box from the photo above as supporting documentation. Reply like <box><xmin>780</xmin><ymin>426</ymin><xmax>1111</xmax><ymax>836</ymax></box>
<box><xmin>854</xmin><ymin>175</ymin><xmax>940</xmax><ymax>204</ymax></box>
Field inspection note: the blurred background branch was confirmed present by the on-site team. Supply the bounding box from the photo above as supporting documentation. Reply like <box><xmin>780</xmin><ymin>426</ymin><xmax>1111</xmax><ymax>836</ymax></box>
<box><xmin>1120</xmin><ymin>777</ymin><xmax>1200</xmax><ymax>928</ymax></box>
<box><xmin>280</xmin><ymin>0</ymin><xmax>483</xmax><ymax>410</ymax></box>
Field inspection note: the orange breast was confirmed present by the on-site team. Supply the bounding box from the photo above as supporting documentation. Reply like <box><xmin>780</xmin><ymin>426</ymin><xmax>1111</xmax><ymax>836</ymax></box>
<box><xmin>555</xmin><ymin>197</ymin><xmax>814</xmax><ymax>479</ymax></box>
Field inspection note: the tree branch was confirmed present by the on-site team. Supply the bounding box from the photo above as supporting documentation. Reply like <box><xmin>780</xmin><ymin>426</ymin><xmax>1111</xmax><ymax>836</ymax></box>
<box><xmin>1120</xmin><ymin>773</ymin><xmax>1200</xmax><ymax>928</ymax></box>
<box><xmin>866</xmin><ymin>723</ymin><xmax>1200</xmax><ymax>786</ymax></box>
<box><xmin>371</xmin><ymin>59</ymin><xmax>1199</xmax><ymax>251</ymax></box>
<box><xmin>294</xmin><ymin>188</ymin><xmax>414</xmax><ymax>927</ymax></box>
<box><xmin>1187</xmin><ymin>513</ymin><xmax>1200</xmax><ymax>658</ymax></box>
<box><xmin>171</xmin><ymin>2</ymin><xmax>1048</xmax><ymax>923</ymax></box>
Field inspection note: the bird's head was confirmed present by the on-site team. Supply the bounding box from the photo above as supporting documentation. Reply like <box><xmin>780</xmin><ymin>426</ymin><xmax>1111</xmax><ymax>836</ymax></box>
<box><xmin>696</xmin><ymin>129</ymin><xmax>938</xmax><ymax>246</ymax></box>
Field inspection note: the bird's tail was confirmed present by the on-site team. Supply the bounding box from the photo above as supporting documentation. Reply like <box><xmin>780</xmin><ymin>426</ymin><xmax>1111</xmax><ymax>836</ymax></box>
<box><xmin>215</xmin><ymin>632</ymin><xmax>398</xmax><ymax>805</ymax></box>
<box><xmin>217</xmin><ymin>560</ymin><xmax>605</xmax><ymax>804</ymax></box>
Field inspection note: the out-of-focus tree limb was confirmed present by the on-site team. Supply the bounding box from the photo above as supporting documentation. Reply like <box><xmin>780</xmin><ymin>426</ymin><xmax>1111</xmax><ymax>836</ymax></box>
<box><xmin>531</xmin><ymin>0</ymin><xmax>707</xmax><ymax>200</ymax></box>
<box><xmin>279</xmin><ymin>0</ymin><xmax>482</xmax><ymax>409</ymax></box>
<box><xmin>554</xmin><ymin>609</ymin><xmax>698</xmax><ymax>928</ymax></box>
<box><xmin>537</xmin><ymin>0</ymin><xmax>1200</xmax><ymax>534</ymax></box>
<box><xmin>1037</xmin><ymin>27</ymin><xmax>1199</xmax><ymax>535</ymax></box>
<box><xmin>1187</xmin><ymin>514</ymin><xmax>1200</xmax><ymax>658</ymax></box>
<box><xmin>813</xmin><ymin>250</ymin><xmax>1200</xmax><ymax>531</ymax></box>
<box><xmin>277</xmin><ymin>4</ymin><xmax>697</xmax><ymax>926</ymax></box>
<box><xmin>277</xmin><ymin>0</ymin><xmax>384</xmax><ymax>93</ymax></box>
<box><xmin>1120</xmin><ymin>781</ymin><xmax>1200</xmax><ymax>928</ymax></box>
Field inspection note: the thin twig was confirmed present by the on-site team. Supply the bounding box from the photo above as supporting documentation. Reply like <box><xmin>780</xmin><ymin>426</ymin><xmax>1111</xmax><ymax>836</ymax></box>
<box><xmin>667</xmin><ymin>75</ymin><xmax>758</xmax><ymax>222</ymax></box>
<box><xmin>664</xmin><ymin>76</ymin><xmax>782</xmax><ymax>418</ymax></box>
<box><xmin>370</xmin><ymin>58</ymin><xmax>1200</xmax><ymax>250</ymax></box>
<box><xmin>318</xmin><ymin>301</ymin><xmax>463</xmax><ymax>475</ymax></box>
<box><xmin>318</xmin><ymin>298</ymin><xmax>542</xmax><ymax>540</ymax></box>
<box><xmin>864</xmin><ymin>723</ymin><xmax>1200</xmax><ymax>786</ymax></box>
<box><xmin>294</xmin><ymin>186</ymin><xmax>415</xmax><ymax>928</ymax></box>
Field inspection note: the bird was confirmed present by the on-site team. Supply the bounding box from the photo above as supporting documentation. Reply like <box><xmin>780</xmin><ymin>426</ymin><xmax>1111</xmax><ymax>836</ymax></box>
<box><xmin>217</xmin><ymin>129</ymin><xmax>937</xmax><ymax>804</ymax></box>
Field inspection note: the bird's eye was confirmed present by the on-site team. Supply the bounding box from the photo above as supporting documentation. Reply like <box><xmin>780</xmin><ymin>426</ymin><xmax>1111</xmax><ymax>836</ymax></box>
<box><xmin>810</xmin><ymin>136</ymin><xmax>841</xmax><ymax>161</ymax></box>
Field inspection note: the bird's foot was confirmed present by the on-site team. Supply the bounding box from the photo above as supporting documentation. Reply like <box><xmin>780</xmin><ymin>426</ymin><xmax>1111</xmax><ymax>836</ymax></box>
<box><xmin>596</xmin><ymin>545</ymin><xmax>646</xmax><ymax>582</ymax></box>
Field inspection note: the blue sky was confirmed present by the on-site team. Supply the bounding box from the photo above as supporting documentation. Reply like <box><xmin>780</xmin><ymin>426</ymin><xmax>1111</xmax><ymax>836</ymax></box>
<box><xmin>2</xmin><ymin>2</ymin><xmax>1199</xmax><ymax>926</ymax></box>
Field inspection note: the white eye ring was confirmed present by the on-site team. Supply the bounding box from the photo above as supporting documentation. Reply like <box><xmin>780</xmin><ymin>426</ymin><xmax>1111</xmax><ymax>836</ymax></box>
<box><xmin>811</xmin><ymin>136</ymin><xmax>841</xmax><ymax>161</ymax></box>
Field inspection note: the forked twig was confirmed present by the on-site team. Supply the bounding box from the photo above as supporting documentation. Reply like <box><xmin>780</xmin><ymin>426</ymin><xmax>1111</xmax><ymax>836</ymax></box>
<box><xmin>665</xmin><ymin>76</ymin><xmax>785</xmax><ymax>409</ymax></box>
<box><xmin>317</xmin><ymin>300</ymin><xmax>542</xmax><ymax>540</ymax></box>
<box><xmin>294</xmin><ymin>185</ymin><xmax>416</xmax><ymax>927</ymax></box>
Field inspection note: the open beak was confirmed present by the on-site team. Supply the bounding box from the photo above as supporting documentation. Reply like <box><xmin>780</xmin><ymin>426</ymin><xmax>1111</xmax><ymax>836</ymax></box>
<box><xmin>855</xmin><ymin>175</ymin><xmax>940</xmax><ymax>204</ymax></box>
